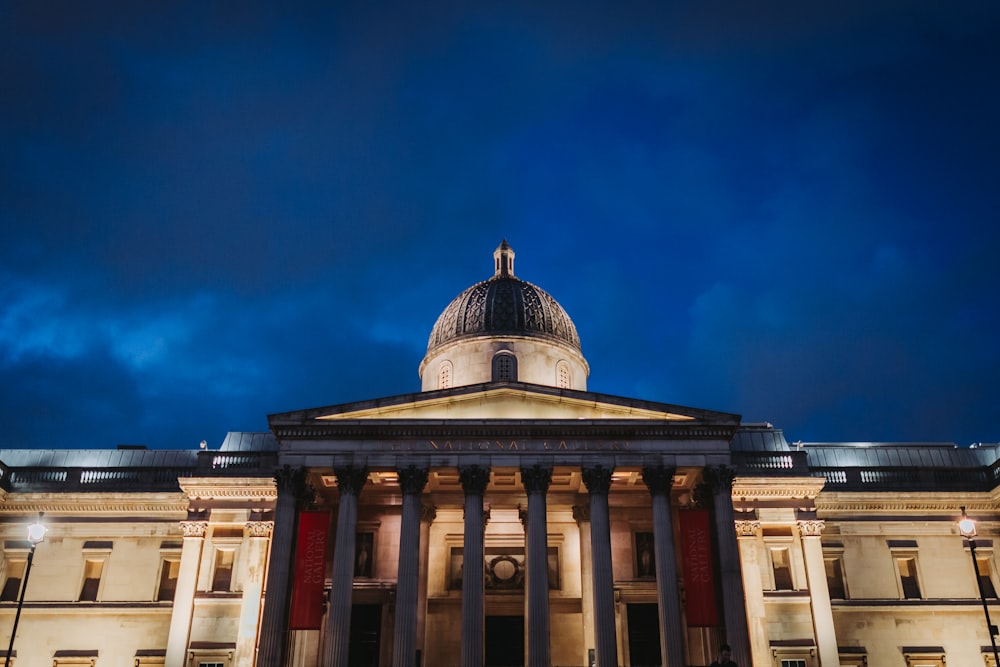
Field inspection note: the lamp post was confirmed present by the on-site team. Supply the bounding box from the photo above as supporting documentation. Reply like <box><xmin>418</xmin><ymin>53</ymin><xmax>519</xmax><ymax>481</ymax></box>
<box><xmin>4</xmin><ymin>513</ymin><xmax>45</xmax><ymax>667</ymax></box>
<box><xmin>960</xmin><ymin>506</ymin><xmax>1000</xmax><ymax>666</ymax></box>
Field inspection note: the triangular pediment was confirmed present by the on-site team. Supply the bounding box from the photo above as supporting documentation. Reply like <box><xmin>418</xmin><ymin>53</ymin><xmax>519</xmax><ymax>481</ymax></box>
<box><xmin>269</xmin><ymin>382</ymin><xmax>737</xmax><ymax>425</ymax></box>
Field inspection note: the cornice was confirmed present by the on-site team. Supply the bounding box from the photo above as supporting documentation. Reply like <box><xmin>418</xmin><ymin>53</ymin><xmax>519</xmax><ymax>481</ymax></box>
<box><xmin>178</xmin><ymin>477</ymin><xmax>277</xmax><ymax>502</ymax></box>
<box><xmin>272</xmin><ymin>421</ymin><xmax>739</xmax><ymax>441</ymax></box>
<box><xmin>0</xmin><ymin>491</ymin><xmax>189</xmax><ymax>515</ymax></box>
<box><xmin>731</xmin><ymin>476</ymin><xmax>826</xmax><ymax>500</ymax></box>
<box><xmin>815</xmin><ymin>491</ymin><xmax>997</xmax><ymax>514</ymax></box>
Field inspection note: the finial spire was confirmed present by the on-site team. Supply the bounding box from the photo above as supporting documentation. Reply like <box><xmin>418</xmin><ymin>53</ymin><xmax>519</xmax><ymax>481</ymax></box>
<box><xmin>493</xmin><ymin>239</ymin><xmax>515</xmax><ymax>277</ymax></box>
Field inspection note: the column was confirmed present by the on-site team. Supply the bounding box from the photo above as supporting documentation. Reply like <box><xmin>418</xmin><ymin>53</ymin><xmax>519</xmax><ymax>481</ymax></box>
<box><xmin>235</xmin><ymin>519</ymin><xmax>274</xmax><ymax>667</ymax></box>
<box><xmin>735</xmin><ymin>519</ymin><xmax>770</xmax><ymax>667</ymax></box>
<box><xmin>798</xmin><ymin>519</ymin><xmax>839</xmax><ymax>667</ymax></box>
<box><xmin>573</xmin><ymin>505</ymin><xmax>596</xmax><ymax>667</ymax></box>
<box><xmin>415</xmin><ymin>504</ymin><xmax>436</xmax><ymax>667</ymax></box>
<box><xmin>257</xmin><ymin>466</ymin><xmax>308</xmax><ymax>667</ymax></box>
<box><xmin>392</xmin><ymin>466</ymin><xmax>429</xmax><ymax>667</ymax></box>
<box><xmin>323</xmin><ymin>466</ymin><xmax>369</xmax><ymax>667</ymax></box>
<box><xmin>459</xmin><ymin>465</ymin><xmax>490</xmax><ymax>667</ymax></box>
<box><xmin>704</xmin><ymin>465</ymin><xmax>751</xmax><ymax>666</ymax></box>
<box><xmin>521</xmin><ymin>465</ymin><xmax>553</xmax><ymax>667</ymax></box>
<box><xmin>642</xmin><ymin>465</ymin><xmax>685</xmax><ymax>667</ymax></box>
<box><xmin>582</xmin><ymin>464</ymin><xmax>618</xmax><ymax>667</ymax></box>
<box><xmin>165</xmin><ymin>516</ymin><xmax>207</xmax><ymax>667</ymax></box>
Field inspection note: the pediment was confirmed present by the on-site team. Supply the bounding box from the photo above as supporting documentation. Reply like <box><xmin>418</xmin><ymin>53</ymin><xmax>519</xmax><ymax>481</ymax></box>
<box><xmin>270</xmin><ymin>383</ymin><xmax>737</xmax><ymax>425</ymax></box>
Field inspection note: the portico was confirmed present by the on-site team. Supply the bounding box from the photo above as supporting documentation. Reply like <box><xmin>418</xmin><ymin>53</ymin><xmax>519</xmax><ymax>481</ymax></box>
<box><xmin>258</xmin><ymin>383</ymin><xmax>749</xmax><ymax>667</ymax></box>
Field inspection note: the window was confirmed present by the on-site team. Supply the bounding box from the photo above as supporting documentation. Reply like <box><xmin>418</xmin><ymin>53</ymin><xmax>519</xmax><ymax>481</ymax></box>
<box><xmin>0</xmin><ymin>559</ymin><xmax>25</xmax><ymax>601</ymax></box>
<box><xmin>491</xmin><ymin>352</ymin><xmax>517</xmax><ymax>382</ymax></box>
<box><xmin>556</xmin><ymin>361</ymin><xmax>570</xmax><ymax>388</ymax></box>
<box><xmin>896</xmin><ymin>557</ymin><xmax>922</xmax><ymax>599</ymax></box>
<box><xmin>438</xmin><ymin>361</ymin><xmax>453</xmax><ymax>389</ymax></box>
<box><xmin>79</xmin><ymin>559</ymin><xmax>105</xmax><ymax>601</ymax></box>
<box><xmin>212</xmin><ymin>549</ymin><xmax>235</xmax><ymax>591</ymax></box>
<box><xmin>902</xmin><ymin>648</ymin><xmax>945</xmax><ymax>667</ymax></box>
<box><xmin>825</xmin><ymin>556</ymin><xmax>847</xmax><ymax>599</ymax></box>
<box><xmin>838</xmin><ymin>652</ymin><xmax>868</xmax><ymax>667</ymax></box>
<box><xmin>770</xmin><ymin>547</ymin><xmax>794</xmax><ymax>590</ymax></box>
<box><xmin>977</xmin><ymin>555</ymin><xmax>998</xmax><ymax>598</ymax></box>
<box><xmin>771</xmin><ymin>647</ymin><xmax>816</xmax><ymax>667</ymax></box>
<box><xmin>157</xmin><ymin>559</ymin><xmax>180</xmax><ymax>601</ymax></box>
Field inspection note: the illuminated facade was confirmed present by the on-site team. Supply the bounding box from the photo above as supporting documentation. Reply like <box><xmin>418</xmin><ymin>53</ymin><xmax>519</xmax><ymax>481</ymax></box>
<box><xmin>1</xmin><ymin>242</ymin><xmax>997</xmax><ymax>667</ymax></box>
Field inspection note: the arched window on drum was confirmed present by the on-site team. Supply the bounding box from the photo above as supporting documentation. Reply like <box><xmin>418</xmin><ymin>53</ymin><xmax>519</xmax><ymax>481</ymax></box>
<box><xmin>556</xmin><ymin>361</ymin><xmax>571</xmax><ymax>389</ymax></box>
<box><xmin>438</xmin><ymin>360</ymin><xmax>453</xmax><ymax>389</ymax></box>
<box><xmin>492</xmin><ymin>352</ymin><xmax>517</xmax><ymax>382</ymax></box>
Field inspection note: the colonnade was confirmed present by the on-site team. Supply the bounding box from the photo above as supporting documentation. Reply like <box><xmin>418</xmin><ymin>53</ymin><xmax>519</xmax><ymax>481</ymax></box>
<box><xmin>255</xmin><ymin>463</ymin><xmax>749</xmax><ymax>667</ymax></box>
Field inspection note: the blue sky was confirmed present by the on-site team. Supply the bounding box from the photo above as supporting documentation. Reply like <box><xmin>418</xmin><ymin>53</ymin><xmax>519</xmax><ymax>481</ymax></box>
<box><xmin>2</xmin><ymin>2</ymin><xmax>998</xmax><ymax>450</ymax></box>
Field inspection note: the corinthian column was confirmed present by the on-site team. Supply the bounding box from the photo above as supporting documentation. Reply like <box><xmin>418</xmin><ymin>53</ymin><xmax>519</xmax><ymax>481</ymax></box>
<box><xmin>521</xmin><ymin>464</ymin><xmax>553</xmax><ymax>667</ymax></box>
<box><xmin>392</xmin><ymin>466</ymin><xmax>429</xmax><ymax>667</ymax></box>
<box><xmin>582</xmin><ymin>464</ymin><xmax>618</xmax><ymax>667</ymax></box>
<box><xmin>735</xmin><ymin>519</ymin><xmax>770</xmax><ymax>667</ymax></box>
<box><xmin>256</xmin><ymin>466</ymin><xmax>308</xmax><ymax>667</ymax></box>
<box><xmin>573</xmin><ymin>504</ymin><xmax>596</xmax><ymax>667</ymax></box>
<box><xmin>166</xmin><ymin>517</ymin><xmax>207</xmax><ymax>667</ymax></box>
<box><xmin>459</xmin><ymin>465</ymin><xmax>490</xmax><ymax>667</ymax></box>
<box><xmin>704</xmin><ymin>465</ymin><xmax>751</xmax><ymax>666</ymax></box>
<box><xmin>641</xmin><ymin>465</ymin><xmax>685</xmax><ymax>667</ymax></box>
<box><xmin>323</xmin><ymin>465</ymin><xmax>368</xmax><ymax>667</ymax></box>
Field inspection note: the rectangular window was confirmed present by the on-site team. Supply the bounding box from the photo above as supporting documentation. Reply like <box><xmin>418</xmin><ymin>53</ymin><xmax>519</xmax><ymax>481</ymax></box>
<box><xmin>896</xmin><ymin>557</ymin><xmax>922</xmax><ymax>599</ymax></box>
<box><xmin>977</xmin><ymin>556</ymin><xmax>998</xmax><ymax>598</ymax></box>
<box><xmin>781</xmin><ymin>661</ymin><xmax>807</xmax><ymax>667</ymax></box>
<box><xmin>0</xmin><ymin>560</ymin><xmax>26</xmax><ymax>601</ymax></box>
<box><xmin>771</xmin><ymin>547</ymin><xmax>794</xmax><ymax>590</ymax></box>
<box><xmin>157</xmin><ymin>559</ymin><xmax>180</xmax><ymax>601</ymax></box>
<box><xmin>212</xmin><ymin>549</ymin><xmax>235</xmax><ymax>591</ymax></box>
<box><xmin>80</xmin><ymin>559</ymin><xmax>105</xmax><ymax>601</ymax></box>
<box><xmin>772</xmin><ymin>648</ymin><xmax>816</xmax><ymax>667</ymax></box>
<box><xmin>825</xmin><ymin>557</ymin><xmax>847</xmax><ymax>599</ymax></box>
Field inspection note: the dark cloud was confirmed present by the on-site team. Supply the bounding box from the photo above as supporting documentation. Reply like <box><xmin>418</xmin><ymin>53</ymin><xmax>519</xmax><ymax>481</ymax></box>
<box><xmin>1</xmin><ymin>1</ymin><xmax>998</xmax><ymax>449</ymax></box>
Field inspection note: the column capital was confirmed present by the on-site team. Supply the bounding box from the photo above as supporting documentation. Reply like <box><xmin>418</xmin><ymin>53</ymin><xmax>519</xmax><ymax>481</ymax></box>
<box><xmin>180</xmin><ymin>521</ymin><xmax>207</xmax><ymax>538</ymax></box>
<box><xmin>520</xmin><ymin>464</ymin><xmax>552</xmax><ymax>494</ymax></box>
<box><xmin>702</xmin><ymin>464</ymin><xmax>737</xmax><ymax>494</ymax></box>
<box><xmin>572</xmin><ymin>504</ymin><xmax>591</xmax><ymax>524</ymax></box>
<box><xmin>735</xmin><ymin>519</ymin><xmax>761</xmax><ymax>538</ymax></box>
<box><xmin>641</xmin><ymin>464</ymin><xmax>676</xmax><ymax>495</ymax></box>
<box><xmin>246</xmin><ymin>521</ymin><xmax>274</xmax><ymax>538</ymax></box>
<box><xmin>582</xmin><ymin>465</ymin><xmax>614</xmax><ymax>496</ymax></box>
<box><xmin>420</xmin><ymin>503</ymin><xmax>437</xmax><ymax>524</ymax></box>
<box><xmin>334</xmin><ymin>465</ymin><xmax>369</xmax><ymax>496</ymax></box>
<box><xmin>459</xmin><ymin>465</ymin><xmax>490</xmax><ymax>496</ymax></box>
<box><xmin>398</xmin><ymin>465</ymin><xmax>429</xmax><ymax>495</ymax></box>
<box><xmin>796</xmin><ymin>519</ymin><xmax>825</xmax><ymax>537</ymax></box>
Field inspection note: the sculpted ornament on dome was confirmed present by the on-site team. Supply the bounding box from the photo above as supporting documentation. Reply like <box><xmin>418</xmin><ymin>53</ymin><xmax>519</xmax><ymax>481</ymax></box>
<box><xmin>426</xmin><ymin>242</ymin><xmax>581</xmax><ymax>353</ymax></box>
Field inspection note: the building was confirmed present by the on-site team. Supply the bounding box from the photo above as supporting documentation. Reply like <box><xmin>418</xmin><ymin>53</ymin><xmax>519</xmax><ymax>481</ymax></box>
<box><xmin>1</xmin><ymin>241</ymin><xmax>997</xmax><ymax>667</ymax></box>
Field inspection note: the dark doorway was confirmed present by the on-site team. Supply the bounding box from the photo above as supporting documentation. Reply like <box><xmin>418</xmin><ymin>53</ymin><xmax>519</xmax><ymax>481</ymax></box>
<box><xmin>348</xmin><ymin>603</ymin><xmax>382</xmax><ymax>667</ymax></box>
<box><xmin>485</xmin><ymin>614</ymin><xmax>524</xmax><ymax>667</ymax></box>
<box><xmin>626</xmin><ymin>603</ymin><xmax>662</xmax><ymax>667</ymax></box>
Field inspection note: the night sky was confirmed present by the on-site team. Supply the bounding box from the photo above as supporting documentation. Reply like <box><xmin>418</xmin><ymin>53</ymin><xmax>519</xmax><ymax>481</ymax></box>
<box><xmin>2</xmin><ymin>3</ymin><xmax>999</xmax><ymax>451</ymax></box>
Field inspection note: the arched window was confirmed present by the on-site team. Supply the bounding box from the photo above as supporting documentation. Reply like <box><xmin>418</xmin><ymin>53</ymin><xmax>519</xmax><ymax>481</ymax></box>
<box><xmin>491</xmin><ymin>352</ymin><xmax>517</xmax><ymax>382</ymax></box>
<box><xmin>556</xmin><ymin>361</ymin><xmax>571</xmax><ymax>389</ymax></box>
<box><xmin>438</xmin><ymin>360</ymin><xmax>453</xmax><ymax>389</ymax></box>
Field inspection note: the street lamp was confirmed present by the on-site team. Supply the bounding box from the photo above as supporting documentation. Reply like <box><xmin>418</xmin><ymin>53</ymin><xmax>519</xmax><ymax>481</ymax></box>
<box><xmin>960</xmin><ymin>506</ymin><xmax>1000</xmax><ymax>666</ymax></box>
<box><xmin>4</xmin><ymin>513</ymin><xmax>46</xmax><ymax>667</ymax></box>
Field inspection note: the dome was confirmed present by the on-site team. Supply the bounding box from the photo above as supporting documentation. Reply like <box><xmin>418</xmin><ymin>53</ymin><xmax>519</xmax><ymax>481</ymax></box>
<box><xmin>426</xmin><ymin>241</ymin><xmax>581</xmax><ymax>355</ymax></box>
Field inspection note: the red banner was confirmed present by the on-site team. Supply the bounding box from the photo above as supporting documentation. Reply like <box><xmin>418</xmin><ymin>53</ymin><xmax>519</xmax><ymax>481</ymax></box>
<box><xmin>289</xmin><ymin>511</ymin><xmax>330</xmax><ymax>630</ymax></box>
<box><xmin>678</xmin><ymin>508</ymin><xmax>719</xmax><ymax>626</ymax></box>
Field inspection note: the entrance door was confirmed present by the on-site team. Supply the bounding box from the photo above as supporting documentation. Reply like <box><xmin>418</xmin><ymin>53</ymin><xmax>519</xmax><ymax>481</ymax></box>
<box><xmin>485</xmin><ymin>615</ymin><xmax>525</xmax><ymax>667</ymax></box>
<box><xmin>626</xmin><ymin>603</ymin><xmax>662</xmax><ymax>666</ymax></box>
<box><xmin>348</xmin><ymin>603</ymin><xmax>382</xmax><ymax>667</ymax></box>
